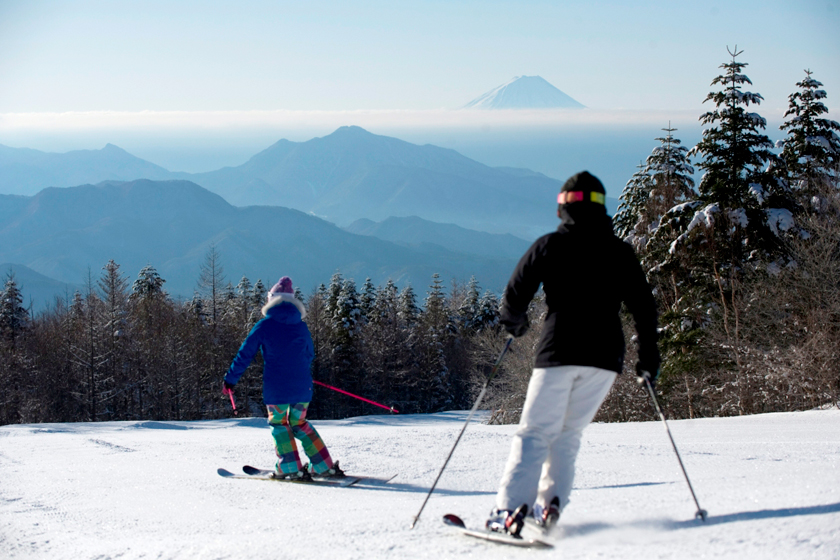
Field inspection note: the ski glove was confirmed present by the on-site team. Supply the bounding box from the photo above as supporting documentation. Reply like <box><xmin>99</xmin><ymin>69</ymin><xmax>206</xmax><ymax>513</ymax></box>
<box><xmin>503</xmin><ymin>316</ymin><xmax>530</xmax><ymax>338</ymax></box>
<box><xmin>222</xmin><ymin>380</ymin><xmax>235</xmax><ymax>396</ymax></box>
<box><xmin>636</xmin><ymin>366</ymin><xmax>659</xmax><ymax>393</ymax></box>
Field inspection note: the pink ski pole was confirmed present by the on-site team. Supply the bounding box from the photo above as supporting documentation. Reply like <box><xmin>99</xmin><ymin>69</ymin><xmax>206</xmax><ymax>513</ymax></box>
<box><xmin>223</xmin><ymin>387</ymin><xmax>238</xmax><ymax>416</ymax></box>
<box><xmin>313</xmin><ymin>380</ymin><xmax>399</xmax><ymax>414</ymax></box>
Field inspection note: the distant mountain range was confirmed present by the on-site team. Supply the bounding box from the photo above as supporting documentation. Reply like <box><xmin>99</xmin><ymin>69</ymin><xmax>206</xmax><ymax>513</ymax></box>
<box><xmin>0</xmin><ymin>127</ymin><xmax>618</xmax><ymax>239</ymax></box>
<box><xmin>344</xmin><ymin>216</ymin><xmax>531</xmax><ymax>260</ymax></box>
<box><xmin>0</xmin><ymin>143</ymin><xmax>185</xmax><ymax>195</ymax></box>
<box><xmin>0</xmin><ymin>180</ymin><xmax>523</xmax><ymax>310</ymax></box>
<box><xmin>463</xmin><ymin>76</ymin><xmax>585</xmax><ymax>109</ymax></box>
<box><xmin>188</xmin><ymin>126</ymin><xmax>566</xmax><ymax>238</ymax></box>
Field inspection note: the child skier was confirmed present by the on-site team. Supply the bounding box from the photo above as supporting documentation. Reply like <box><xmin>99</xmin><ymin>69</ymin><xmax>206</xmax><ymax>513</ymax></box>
<box><xmin>487</xmin><ymin>171</ymin><xmax>660</xmax><ymax>536</ymax></box>
<box><xmin>222</xmin><ymin>276</ymin><xmax>344</xmax><ymax>481</ymax></box>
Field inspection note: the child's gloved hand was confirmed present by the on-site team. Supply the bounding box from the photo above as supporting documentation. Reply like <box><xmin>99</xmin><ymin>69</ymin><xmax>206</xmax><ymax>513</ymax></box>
<box><xmin>222</xmin><ymin>380</ymin><xmax>235</xmax><ymax>396</ymax></box>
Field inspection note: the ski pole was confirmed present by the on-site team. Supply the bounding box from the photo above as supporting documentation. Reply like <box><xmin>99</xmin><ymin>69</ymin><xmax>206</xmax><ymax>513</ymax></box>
<box><xmin>313</xmin><ymin>380</ymin><xmax>399</xmax><ymax>414</ymax></box>
<box><xmin>410</xmin><ymin>335</ymin><xmax>514</xmax><ymax>529</ymax></box>
<box><xmin>639</xmin><ymin>371</ymin><xmax>707</xmax><ymax>521</ymax></box>
<box><xmin>223</xmin><ymin>386</ymin><xmax>238</xmax><ymax>416</ymax></box>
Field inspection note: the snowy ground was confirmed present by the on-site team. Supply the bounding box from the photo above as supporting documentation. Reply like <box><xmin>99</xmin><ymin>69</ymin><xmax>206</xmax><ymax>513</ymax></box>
<box><xmin>1</xmin><ymin>408</ymin><xmax>839</xmax><ymax>559</ymax></box>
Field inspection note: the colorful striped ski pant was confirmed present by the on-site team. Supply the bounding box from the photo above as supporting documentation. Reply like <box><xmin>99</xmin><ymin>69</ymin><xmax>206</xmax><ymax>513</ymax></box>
<box><xmin>267</xmin><ymin>403</ymin><xmax>334</xmax><ymax>475</ymax></box>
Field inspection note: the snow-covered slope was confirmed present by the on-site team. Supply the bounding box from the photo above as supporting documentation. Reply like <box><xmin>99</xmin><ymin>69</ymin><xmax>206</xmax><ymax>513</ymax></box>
<box><xmin>463</xmin><ymin>76</ymin><xmax>585</xmax><ymax>109</ymax></box>
<box><xmin>1</xmin><ymin>409</ymin><xmax>838</xmax><ymax>559</ymax></box>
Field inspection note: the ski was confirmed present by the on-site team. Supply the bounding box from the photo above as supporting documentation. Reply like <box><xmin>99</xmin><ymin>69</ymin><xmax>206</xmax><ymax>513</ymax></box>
<box><xmin>217</xmin><ymin>467</ymin><xmax>360</xmax><ymax>486</ymax></box>
<box><xmin>217</xmin><ymin>466</ymin><xmax>396</xmax><ymax>488</ymax></box>
<box><xmin>243</xmin><ymin>465</ymin><xmax>397</xmax><ymax>486</ymax></box>
<box><xmin>442</xmin><ymin>514</ymin><xmax>553</xmax><ymax>549</ymax></box>
<box><xmin>242</xmin><ymin>465</ymin><xmax>362</xmax><ymax>487</ymax></box>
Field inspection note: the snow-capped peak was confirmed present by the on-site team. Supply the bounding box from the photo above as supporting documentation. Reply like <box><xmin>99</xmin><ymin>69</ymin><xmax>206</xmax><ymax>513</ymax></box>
<box><xmin>462</xmin><ymin>75</ymin><xmax>585</xmax><ymax>110</ymax></box>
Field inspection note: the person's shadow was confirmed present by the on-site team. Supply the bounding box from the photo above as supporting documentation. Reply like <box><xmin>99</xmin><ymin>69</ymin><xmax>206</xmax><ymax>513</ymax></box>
<box><xmin>670</xmin><ymin>502</ymin><xmax>840</xmax><ymax>529</ymax></box>
<box><xmin>559</xmin><ymin>502</ymin><xmax>840</xmax><ymax>537</ymax></box>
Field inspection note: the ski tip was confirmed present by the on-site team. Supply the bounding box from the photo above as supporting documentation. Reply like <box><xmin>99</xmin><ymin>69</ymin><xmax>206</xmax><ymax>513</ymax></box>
<box><xmin>443</xmin><ymin>514</ymin><xmax>466</xmax><ymax>528</ymax></box>
<box><xmin>217</xmin><ymin>468</ymin><xmax>235</xmax><ymax>477</ymax></box>
<box><xmin>242</xmin><ymin>465</ymin><xmax>261</xmax><ymax>475</ymax></box>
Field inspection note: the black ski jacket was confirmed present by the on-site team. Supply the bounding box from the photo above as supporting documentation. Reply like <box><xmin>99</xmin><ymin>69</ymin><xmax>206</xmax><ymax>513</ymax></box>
<box><xmin>500</xmin><ymin>212</ymin><xmax>659</xmax><ymax>374</ymax></box>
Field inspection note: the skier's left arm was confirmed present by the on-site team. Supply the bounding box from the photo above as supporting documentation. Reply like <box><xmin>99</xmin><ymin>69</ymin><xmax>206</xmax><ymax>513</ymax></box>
<box><xmin>224</xmin><ymin>323</ymin><xmax>263</xmax><ymax>387</ymax></box>
<box><xmin>620</xmin><ymin>245</ymin><xmax>660</xmax><ymax>375</ymax></box>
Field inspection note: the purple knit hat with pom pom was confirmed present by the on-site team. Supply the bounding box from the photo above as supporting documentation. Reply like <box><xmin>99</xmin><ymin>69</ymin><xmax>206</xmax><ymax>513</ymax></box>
<box><xmin>268</xmin><ymin>276</ymin><xmax>294</xmax><ymax>299</ymax></box>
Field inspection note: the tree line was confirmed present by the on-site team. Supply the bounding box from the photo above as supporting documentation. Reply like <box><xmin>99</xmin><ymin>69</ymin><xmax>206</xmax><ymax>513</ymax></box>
<box><xmin>0</xmin><ymin>252</ymin><xmax>509</xmax><ymax>424</ymax></box>
<box><xmin>1</xmin><ymin>48</ymin><xmax>838</xmax><ymax>426</ymax></box>
<box><xmin>611</xmin><ymin>48</ymin><xmax>839</xmax><ymax>419</ymax></box>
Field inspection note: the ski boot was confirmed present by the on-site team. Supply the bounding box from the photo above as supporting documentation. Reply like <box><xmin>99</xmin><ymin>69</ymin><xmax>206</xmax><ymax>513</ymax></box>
<box><xmin>270</xmin><ymin>469</ymin><xmax>313</xmax><ymax>482</ymax></box>
<box><xmin>533</xmin><ymin>497</ymin><xmax>561</xmax><ymax>529</ymax></box>
<box><xmin>310</xmin><ymin>460</ymin><xmax>346</xmax><ymax>480</ymax></box>
<box><xmin>485</xmin><ymin>504</ymin><xmax>528</xmax><ymax>538</ymax></box>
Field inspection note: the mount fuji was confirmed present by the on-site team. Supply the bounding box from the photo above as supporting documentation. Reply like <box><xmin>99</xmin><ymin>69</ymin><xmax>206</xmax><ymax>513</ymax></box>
<box><xmin>463</xmin><ymin>75</ymin><xmax>585</xmax><ymax>109</ymax></box>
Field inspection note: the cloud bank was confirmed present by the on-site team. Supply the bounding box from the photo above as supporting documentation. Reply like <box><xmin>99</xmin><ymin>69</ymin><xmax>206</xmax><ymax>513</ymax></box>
<box><xmin>0</xmin><ymin>108</ymin><xmax>704</xmax><ymax>134</ymax></box>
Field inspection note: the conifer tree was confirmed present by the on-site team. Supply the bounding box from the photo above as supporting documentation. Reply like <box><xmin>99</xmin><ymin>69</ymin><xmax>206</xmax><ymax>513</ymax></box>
<box><xmin>0</xmin><ymin>272</ymin><xmax>29</xmax><ymax>349</ymax></box>
<box><xmin>418</xmin><ymin>274</ymin><xmax>453</xmax><ymax>411</ymax></box>
<box><xmin>645</xmin><ymin>125</ymin><xmax>696</xmax><ymax>225</ymax></box>
<box><xmin>0</xmin><ymin>272</ymin><xmax>29</xmax><ymax>425</ymax></box>
<box><xmin>97</xmin><ymin>261</ymin><xmax>129</xmax><ymax>419</ymax></box>
<box><xmin>233</xmin><ymin>276</ymin><xmax>255</xmax><ymax>332</ymax></box>
<box><xmin>250</xmin><ymin>279</ymin><xmax>267</xmax><ymax>323</ymax></box>
<box><xmin>359</xmin><ymin>277</ymin><xmax>376</xmax><ymax>323</ymax></box>
<box><xmin>651</xmin><ymin>48</ymin><xmax>798</xmax><ymax>412</ymax></box>
<box><xmin>683</xmin><ymin>47</ymin><xmax>795</xmax><ymax>262</ymax></box>
<box><xmin>197</xmin><ymin>245</ymin><xmax>225</xmax><ymax>329</ymax></box>
<box><xmin>457</xmin><ymin>276</ymin><xmax>482</xmax><ymax>333</ymax></box>
<box><xmin>476</xmin><ymin>290</ymin><xmax>500</xmax><ymax>331</ymax></box>
<box><xmin>293</xmin><ymin>285</ymin><xmax>306</xmax><ymax>305</ymax></box>
<box><xmin>614</xmin><ymin>162</ymin><xmax>651</xmax><ymax>243</ymax></box>
<box><xmin>778</xmin><ymin>69</ymin><xmax>840</xmax><ymax>205</ymax></box>
<box><xmin>397</xmin><ymin>284</ymin><xmax>419</xmax><ymax>327</ymax></box>
<box><xmin>617</xmin><ymin>125</ymin><xmax>695</xmax><ymax>251</ymax></box>
<box><xmin>329</xmin><ymin>279</ymin><xmax>364</xmax><ymax>415</ymax></box>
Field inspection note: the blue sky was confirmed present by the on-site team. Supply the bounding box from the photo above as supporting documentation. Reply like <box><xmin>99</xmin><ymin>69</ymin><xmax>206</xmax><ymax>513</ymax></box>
<box><xmin>1</xmin><ymin>0</ymin><xmax>837</xmax><ymax>112</ymax></box>
<box><xmin>0</xmin><ymin>0</ymin><xmax>838</xmax><ymax>179</ymax></box>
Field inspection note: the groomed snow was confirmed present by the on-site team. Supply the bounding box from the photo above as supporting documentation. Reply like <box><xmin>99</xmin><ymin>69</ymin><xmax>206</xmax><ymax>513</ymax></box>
<box><xmin>2</xmin><ymin>409</ymin><xmax>839</xmax><ymax>559</ymax></box>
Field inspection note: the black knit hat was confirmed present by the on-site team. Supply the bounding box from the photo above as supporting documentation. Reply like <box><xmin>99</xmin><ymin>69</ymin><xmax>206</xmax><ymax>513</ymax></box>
<box><xmin>557</xmin><ymin>171</ymin><xmax>609</xmax><ymax>226</ymax></box>
<box><xmin>558</xmin><ymin>171</ymin><xmax>606</xmax><ymax>205</ymax></box>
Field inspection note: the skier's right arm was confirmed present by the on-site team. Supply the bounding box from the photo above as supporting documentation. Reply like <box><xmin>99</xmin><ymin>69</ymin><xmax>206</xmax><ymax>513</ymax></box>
<box><xmin>500</xmin><ymin>239</ymin><xmax>545</xmax><ymax>337</ymax></box>
<box><xmin>224</xmin><ymin>323</ymin><xmax>263</xmax><ymax>386</ymax></box>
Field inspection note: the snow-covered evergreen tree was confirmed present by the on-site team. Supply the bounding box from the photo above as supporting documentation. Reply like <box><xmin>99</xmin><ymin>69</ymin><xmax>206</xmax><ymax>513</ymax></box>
<box><xmin>333</xmin><ymin>279</ymin><xmax>362</xmax><ymax>343</ymax></box>
<box><xmin>0</xmin><ymin>272</ymin><xmax>28</xmax><ymax>348</ymax></box>
<box><xmin>131</xmin><ymin>265</ymin><xmax>166</xmax><ymax>299</ymax></box>
<box><xmin>293</xmin><ymin>286</ymin><xmax>306</xmax><ymax>305</ymax></box>
<box><xmin>616</xmin><ymin>126</ymin><xmax>695</xmax><ymax>253</ymax></box>
<box><xmin>359</xmin><ymin>277</ymin><xmax>376</xmax><ymax>323</ymax></box>
<box><xmin>778</xmin><ymin>69</ymin><xmax>840</xmax><ymax>205</ymax></box>
<box><xmin>326</xmin><ymin>272</ymin><xmax>343</xmax><ymax>318</ymax></box>
<box><xmin>646</xmin><ymin>49</ymin><xmax>799</xmax><ymax>407</ymax></box>
<box><xmin>682</xmin><ymin>47</ymin><xmax>795</xmax><ymax>261</ymax></box>
<box><xmin>97</xmin><ymin>261</ymin><xmax>129</xmax><ymax>417</ymax></box>
<box><xmin>457</xmin><ymin>276</ymin><xmax>482</xmax><ymax>332</ymax></box>
<box><xmin>397</xmin><ymin>284</ymin><xmax>419</xmax><ymax>326</ymax></box>
<box><xmin>476</xmin><ymin>290</ymin><xmax>500</xmax><ymax>331</ymax></box>
<box><xmin>417</xmin><ymin>274</ymin><xmax>453</xmax><ymax>411</ymax></box>
<box><xmin>614</xmin><ymin>162</ymin><xmax>651</xmax><ymax>243</ymax></box>
<box><xmin>235</xmin><ymin>276</ymin><xmax>253</xmax><ymax>303</ymax></box>
<box><xmin>252</xmin><ymin>279</ymin><xmax>266</xmax><ymax>305</ymax></box>
<box><xmin>645</xmin><ymin>125</ymin><xmax>696</xmax><ymax>224</ymax></box>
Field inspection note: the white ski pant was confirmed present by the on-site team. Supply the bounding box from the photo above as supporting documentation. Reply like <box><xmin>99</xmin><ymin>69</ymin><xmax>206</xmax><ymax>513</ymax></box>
<box><xmin>495</xmin><ymin>365</ymin><xmax>616</xmax><ymax>512</ymax></box>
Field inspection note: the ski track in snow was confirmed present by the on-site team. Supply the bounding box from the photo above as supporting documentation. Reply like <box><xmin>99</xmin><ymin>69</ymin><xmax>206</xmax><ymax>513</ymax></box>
<box><xmin>1</xmin><ymin>409</ymin><xmax>838</xmax><ymax>559</ymax></box>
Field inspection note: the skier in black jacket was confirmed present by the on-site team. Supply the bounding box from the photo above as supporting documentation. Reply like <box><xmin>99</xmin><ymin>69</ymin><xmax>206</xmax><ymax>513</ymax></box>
<box><xmin>486</xmin><ymin>171</ymin><xmax>660</xmax><ymax>537</ymax></box>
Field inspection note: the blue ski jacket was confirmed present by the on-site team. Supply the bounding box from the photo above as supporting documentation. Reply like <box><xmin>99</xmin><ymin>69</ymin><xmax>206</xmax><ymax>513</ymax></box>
<box><xmin>224</xmin><ymin>294</ymin><xmax>314</xmax><ymax>404</ymax></box>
